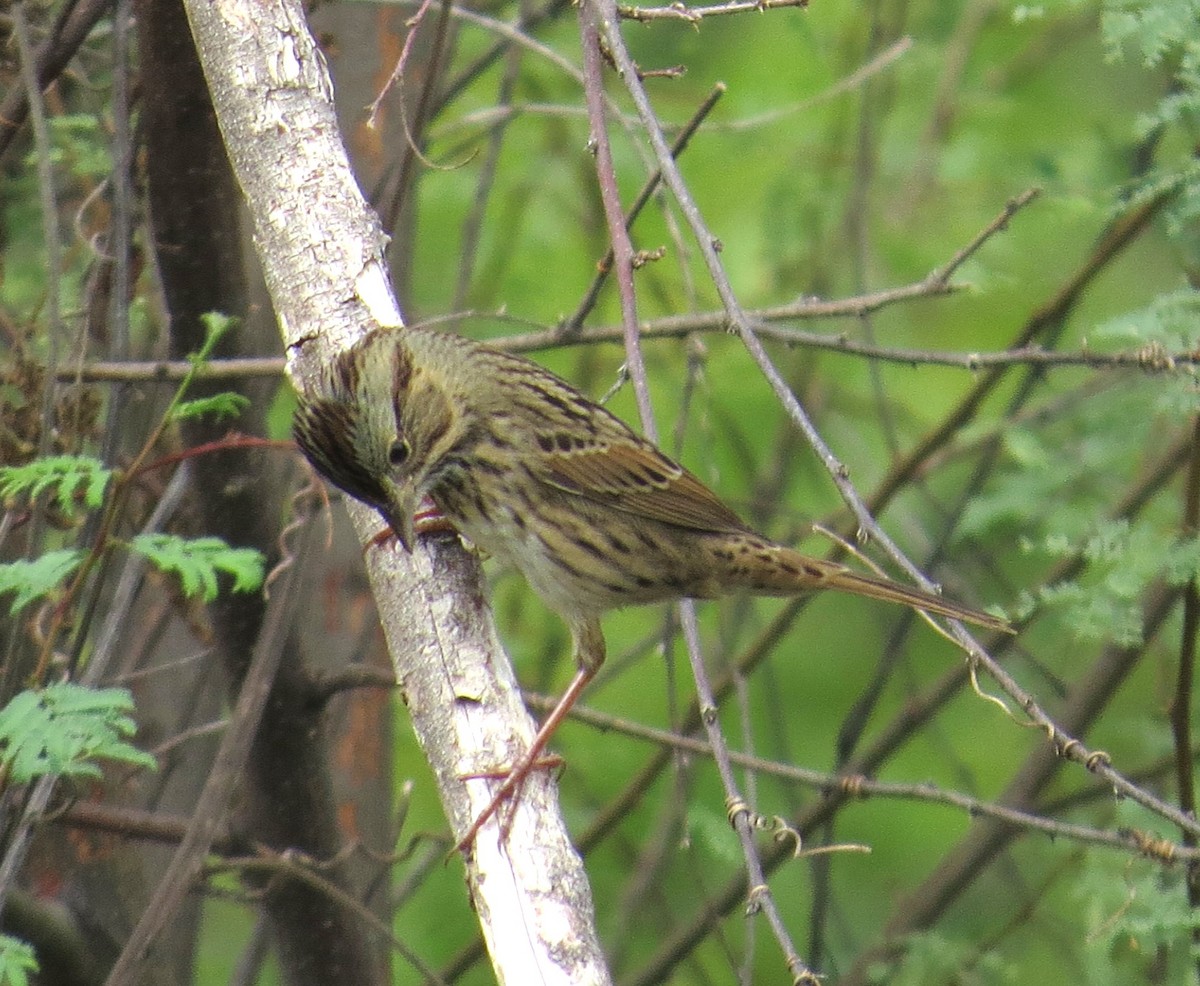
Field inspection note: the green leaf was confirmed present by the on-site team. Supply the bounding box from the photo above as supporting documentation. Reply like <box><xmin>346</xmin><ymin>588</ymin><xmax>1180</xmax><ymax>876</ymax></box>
<box><xmin>0</xmin><ymin>934</ymin><xmax>38</xmax><ymax>986</ymax></box>
<box><xmin>1076</xmin><ymin>847</ymin><xmax>1198</xmax><ymax>986</ymax></box>
<box><xmin>130</xmin><ymin>533</ymin><xmax>264</xmax><ymax>602</ymax></box>
<box><xmin>1164</xmin><ymin>537</ymin><xmax>1200</xmax><ymax>585</ymax></box>
<box><xmin>171</xmin><ymin>392</ymin><xmax>250</xmax><ymax>423</ymax></box>
<box><xmin>1039</xmin><ymin>581</ymin><xmax>1144</xmax><ymax>645</ymax></box>
<box><xmin>1101</xmin><ymin>0</ymin><xmax>1199</xmax><ymax>68</ymax></box>
<box><xmin>192</xmin><ymin>312</ymin><xmax>238</xmax><ymax>366</ymax></box>
<box><xmin>1025</xmin><ymin>517</ymin><xmax>1198</xmax><ymax>645</ymax></box>
<box><xmin>869</xmin><ymin>929</ymin><xmax>1011</xmax><ymax>986</ymax></box>
<box><xmin>0</xmin><ymin>683</ymin><xmax>156</xmax><ymax>784</ymax></box>
<box><xmin>0</xmin><ymin>456</ymin><xmax>112</xmax><ymax>516</ymax></box>
<box><xmin>158</xmin><ymin>312</ymin><xmax>239</xmax><ymax>425</ymax></box>
<box><xmin>0</xmin><ymin>549</ymin><xmax>85</xmax><ymax>614</ymax></box>
<box><xmin>1093</xmin><ymin>288</ymin><xmax>1200</xmax><ymax>346</ymax></box>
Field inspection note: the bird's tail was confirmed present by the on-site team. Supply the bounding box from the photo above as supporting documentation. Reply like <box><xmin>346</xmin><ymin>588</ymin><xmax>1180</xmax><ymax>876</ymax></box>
<box><xmin>732</xmin><ymin>540</ymin><xmax>1010</xmax><ymax>633</ymax></box>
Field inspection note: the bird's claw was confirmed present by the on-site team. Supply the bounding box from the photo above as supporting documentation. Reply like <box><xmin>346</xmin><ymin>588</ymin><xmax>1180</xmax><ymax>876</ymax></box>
<box><xmin>364</xmin><ymin>500</ymin><xmax>458</xmax><ymax>554</ymax></box>
<box><xmin>453</xmin><ymin>754</ymin><xmax>565</xmax><ymax>854</ymax></box>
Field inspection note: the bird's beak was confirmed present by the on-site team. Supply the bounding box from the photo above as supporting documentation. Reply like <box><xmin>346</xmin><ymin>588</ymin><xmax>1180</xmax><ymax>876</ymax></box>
<box><xmin>384</xmin><ymin>484</ymin><xmax>419</xmax><ymax>554</ymax></box>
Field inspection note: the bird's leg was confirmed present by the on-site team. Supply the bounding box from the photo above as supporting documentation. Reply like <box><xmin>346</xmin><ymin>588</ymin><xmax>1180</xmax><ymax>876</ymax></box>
<box><xmin>454</xmin><ymin>619</ymin><xmax>605</xmax><ymax>853</ymax></box>
<box><xmin>454</xmin><ymin>667</ymin><xmax>594</xmax><ymax>852</ymax></box>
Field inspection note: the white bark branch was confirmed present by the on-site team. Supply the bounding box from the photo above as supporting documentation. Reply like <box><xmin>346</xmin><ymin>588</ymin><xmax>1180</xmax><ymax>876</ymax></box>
<box><xmin>181</xmin><ymin>1</ymin><xmax>610</xmax><ymax>981</ymax></box>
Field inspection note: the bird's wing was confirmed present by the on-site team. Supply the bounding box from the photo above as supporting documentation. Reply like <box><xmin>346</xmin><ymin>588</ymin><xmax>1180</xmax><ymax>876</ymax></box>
<box><xmin>536</xmin><ymin>430</ymin><xmax>747</xmax><ymax>533</ymax></box>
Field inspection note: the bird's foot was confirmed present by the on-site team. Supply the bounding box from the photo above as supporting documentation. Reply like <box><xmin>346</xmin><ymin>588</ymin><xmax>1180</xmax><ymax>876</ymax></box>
<box><xmin>454</xmin><ymin>754</ymin><xmax>565</xmax><ymax>853</ymax></box>
<box><xmin>366</xmin><ymin>499</ymin><xmax>457</xmax><ymax>552</ymax></box>
<box><xmin>462</xmin><ymin>753</ymin><xmax>566</xmax><ymax>782</ymax></box>
<box><xmin>453</xmin><ymin>667</ymin><xmax>595</xmax><ymax>855</ymax></box>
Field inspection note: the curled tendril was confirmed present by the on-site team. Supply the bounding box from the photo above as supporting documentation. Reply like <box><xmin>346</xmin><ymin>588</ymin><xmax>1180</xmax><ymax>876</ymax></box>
<box><xmin>728</xmin><ymin>795</ymin><xmax>872</xmax><ymax>862</ymax></box>
<box><xmin>837</xmin><ymin>774</ymin><xmax>866</xmax><ymax>798</ymax></box>
<box><xmin>267</xmin><ymin>465</ymin><xmax>333</xmax><ymax>599</ymax></box>
<box><xmin>726</xmin><ymin>796</ymin><xmax>802</xmax><ymax>857</ymax></box>
<box><xmin>1122</xmin><ymin>827</ymin><xmax>1178</xmax><ymax>864</ymax></box>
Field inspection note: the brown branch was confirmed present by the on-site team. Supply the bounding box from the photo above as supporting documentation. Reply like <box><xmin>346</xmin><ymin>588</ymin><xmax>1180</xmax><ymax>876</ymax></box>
<box><xmin>48</xmin><ymin>356</ymin><xmax>285</xmax><ymax>383</ymax></box>
<box><xmin>306</xmin><ymin>666</ymin><xmax>398</xmax><ymax>707</ymax></box>
<box><xmin>606</xmin><ymin>431</ymin><xmax>1191</xmax><ymax>986</ymax></box>
<box><xmin>522</xmin><ymin>692</ymin><xmax>1200</xmax><ymax>863</ymax></box>
<box><xmin>1174</xmin><ymin>414</ymin><xmax>1200</xmax><ymax>964</ymax></box>
<box><xmin>577</xmin><ymin>0</ymin><xmax>657</xmax><ymax>433</ymax></box>
<box><xmin>47</xmin><ymin>327</ymin><xmax>1200</xmax><ymax>385</ymax></box>
<box><xmin>868</xmin><ymin>183</ymin><xmax>1178</xmax><ymax>517</ymax></box>
<box><xmin>103</xmin><ymin>549</ymin><xmax>306</xmax><ymax>985</ymax></box>
<box><xmin>617</xmin><ymin>0</ymin><xmax>807</xmax><ymax>23</ymax></box>
<box><xmin>0</xmin><ymin>0</ymin><xmax>116</xmax><ymax>161</ymax></box>
<box><xmin>55</xmin><ymin>802</ymin><xmax>234</xmax><ymax>852</ymax></box>
<box><xmin>560</xmin><ymin>82</ymin><xmax>727</xmax><ymax>334</ymax></box>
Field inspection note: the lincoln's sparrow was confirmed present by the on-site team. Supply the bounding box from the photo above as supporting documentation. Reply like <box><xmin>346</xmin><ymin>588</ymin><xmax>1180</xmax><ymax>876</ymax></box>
<box><xmin>293</xmin><ymin>327</ymin><xmax>1008</xmax><ymax>847</ymax></box>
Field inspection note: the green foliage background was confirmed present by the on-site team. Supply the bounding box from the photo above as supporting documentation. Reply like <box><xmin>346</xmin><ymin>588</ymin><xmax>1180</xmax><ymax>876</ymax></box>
<box><xmin>3</xmin><ymin>0</ymin><xmax>1200</xmax><ymax>983</ymax></box>
<box><xmin>377</xmin><ymin>0</ymin><xmax>1200</xmax><ymax>982</ymax></box>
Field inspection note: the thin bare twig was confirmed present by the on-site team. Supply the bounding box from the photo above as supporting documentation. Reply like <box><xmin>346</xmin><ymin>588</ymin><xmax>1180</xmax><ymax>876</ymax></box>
<box><xmin>577</xmin><ymin>0</ymin><xmax>656</xmax><ymax>430</ymax></box>
<box><xmin>560</xmin><ymin>83</ymin><xmax>726</xmax><ymax>334</ymax></box>
<box><xmin>523</xmin><ymin>691</ymin><xmax>1200</xmax><ymax>864</ymax></box>
<box><xmin>451</xmin><ymin>27</ymin><xmax>524</xmax><ymax>311</ymax></box>
<box><xmin>1173</xmin><ymin>415</ymin><xmax>1200</xmax><ymax>961</ymax></box>
<box><xmin>617</xmin><ymin>0</ymin><xmax>807</xmax><ymax>23</ymax></box>
<box><xmin>583</xmin><ymin>0</ymin><xmax>812</xmax><ymax>975</ymax></box>
<box><xmin>713</xmin><ymin>36</ymin><xmax>913</xmax><ymax>132</ymax></box>
<box><xmin>12</xmin><ymin>3</ymin><xmax>62</xmax><ymax>461</ymax></box>
<box><xmin>678</xmin><ymin>603</ymin><xmax>812</xmax><ymax>983</ymax></box>
<box><xmin>212</xmin><ymin>852</ymin><xmax>448</xmax><ymax>985</ymax></box>
<box><xmin>46</xmin><ymin>331</ymin><xmax>1200</xmax><ymax>386</ymax></box>
<box><xmin>103</xmin><ymin>539</ymin><xmax>307</xmax><ymax>985</ymax></box>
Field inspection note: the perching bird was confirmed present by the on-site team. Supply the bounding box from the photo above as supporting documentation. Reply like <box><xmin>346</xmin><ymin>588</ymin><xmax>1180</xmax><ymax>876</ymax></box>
<box><xmin>293</xmin><ymin>327</ymin><xmax>1008</xmax><ymax>848</ymax></box>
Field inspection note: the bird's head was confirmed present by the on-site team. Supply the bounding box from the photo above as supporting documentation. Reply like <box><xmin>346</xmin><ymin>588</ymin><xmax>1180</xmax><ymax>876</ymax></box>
<box><xmin>292</xmin><ymin>330</ymin><xmax>458</xmax><ymax>552</ymax></box>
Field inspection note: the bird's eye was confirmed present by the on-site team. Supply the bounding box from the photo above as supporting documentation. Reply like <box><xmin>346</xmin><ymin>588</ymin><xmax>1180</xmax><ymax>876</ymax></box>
<box><xmin>388</xmin><ymin>438</ymin><xmax>411</xmax><ymax>468</ymax></box>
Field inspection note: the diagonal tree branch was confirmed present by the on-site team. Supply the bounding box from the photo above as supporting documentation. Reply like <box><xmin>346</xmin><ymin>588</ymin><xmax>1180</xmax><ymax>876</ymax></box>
<box><xmin>178</xmin><ymin>1</ymin><xmax>610</xmax><ymax>982</ymax></box>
